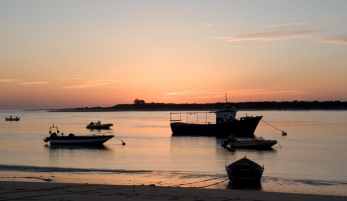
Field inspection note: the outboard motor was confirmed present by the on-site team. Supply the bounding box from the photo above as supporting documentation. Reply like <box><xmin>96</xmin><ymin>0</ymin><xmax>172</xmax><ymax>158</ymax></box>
<box><xmin>43</xmin><ymin>132</ymin><xmax>58</xmax><ymax>143</ymax></box>
<box><xmin>43</xmin><ymin>137</ymin><xmax>50</xmax><ymax>143</ymax></box>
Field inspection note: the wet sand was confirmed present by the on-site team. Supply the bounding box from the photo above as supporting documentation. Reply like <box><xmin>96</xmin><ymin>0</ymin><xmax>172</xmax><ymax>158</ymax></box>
<box><xmin>1</xmin><ymin>170</ymin><xmax>347</xmax><ymax>198</ymax></box>
<box><xmin>1</xmin><ymin>171</ymin><xmax>347</xmax><ymax>201</ymax></box>
<box><xmin>1</xmin><ymin>181</ymin><xmax>346</xmax><ymax>201</ymax></box>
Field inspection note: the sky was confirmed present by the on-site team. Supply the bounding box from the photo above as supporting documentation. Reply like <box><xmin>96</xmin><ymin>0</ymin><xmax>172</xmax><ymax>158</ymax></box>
<box><xmin>1</xmin><ymin>0</ymin><xmax>347</xmax><ymax>110</ymax></box>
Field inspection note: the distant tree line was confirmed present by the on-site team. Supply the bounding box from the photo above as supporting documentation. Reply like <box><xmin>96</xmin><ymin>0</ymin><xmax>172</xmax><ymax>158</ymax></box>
<box><xmin>134</xmin><ymin>98</ymin><xmax>145</xmax><ymax>105</ymax></box>
<box><xmin>55</xmin><ymin>100</ymin><xmax>347</xmax><ymax>111</ymax></box>
<box><xmin>110</xmin><ymin>100</ymin><xmax>346</xmax><ymax>110</ymax></box>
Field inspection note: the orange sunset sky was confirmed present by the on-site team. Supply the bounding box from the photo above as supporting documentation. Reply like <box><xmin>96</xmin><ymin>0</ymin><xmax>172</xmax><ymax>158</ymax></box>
<box><xmin>1</xmin><ymin>1</ymin><xmax>347</xmax><ymax>110</ymax></box>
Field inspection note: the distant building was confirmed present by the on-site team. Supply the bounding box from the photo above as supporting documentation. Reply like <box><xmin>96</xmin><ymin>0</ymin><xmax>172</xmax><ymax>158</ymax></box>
<box><xmin>134</xmin><ymin>98</ymin><xmax>145</xmax><ymax>105</ymax></box>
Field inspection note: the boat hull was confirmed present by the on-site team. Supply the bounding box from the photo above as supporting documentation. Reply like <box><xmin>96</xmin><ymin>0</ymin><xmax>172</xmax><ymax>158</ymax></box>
<box><xmin>171</xmin><ymin>116</ymin><xmax>262</xmax><ymax>137</ymax></box>
<box><xmin>5</xmin><ymin>118</ymin><xmax>20</xmax><ymax>121</ymax></box>
<box><xmin>47</xmin><ymin>135</ymin><xmax>114</xmax><ymax>145</ymax></box>
<box><xmin>223</xmin><ymin>140</ymin><xmax>277</xmax><ymax>149</ymax></box>
<box><xmin>225</xmin><ymin>157</ymin><xmax>264</xmax><ymax>181</ymax></box>
<box><xmin>226</xmin><ymin>166</ymin><xmax>264</xmax><ymax>181</ymax></box>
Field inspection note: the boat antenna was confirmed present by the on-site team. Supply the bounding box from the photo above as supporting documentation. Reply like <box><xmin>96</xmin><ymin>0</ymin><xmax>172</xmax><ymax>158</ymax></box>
<box><xmin>261</xmin><ymin>119</ymin><xmax>288</xmax><ymax>136</ymax></box>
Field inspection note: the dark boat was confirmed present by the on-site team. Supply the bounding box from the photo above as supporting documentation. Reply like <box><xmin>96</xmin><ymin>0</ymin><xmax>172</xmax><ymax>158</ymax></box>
<box><xmin>44</xmin><ymin>125</ymin><xmax>114</xmax><ymax>145</ymax></box>
<box><xmin>225</xmin><ymin>157</ymin><xmax>264</xmax><ymax>181</ymax></box>
<box><xmin>170</xmin><ymin>107</ymin><xmax>262</xmax><ymax>137</ymax></box>
<box><xmin>222</xmin><ymin>135</ymin><xmax>277</xmax><ymax>149</ymax></box>
<box><xmin>5</xmin><ymin>116</ymin><xmax>20</xmax><ymax>121</ymax></box>
<box><xmin>86</xmin><ymin>121</ymin><xmax>113</xmax><ymax>129</ymax></box>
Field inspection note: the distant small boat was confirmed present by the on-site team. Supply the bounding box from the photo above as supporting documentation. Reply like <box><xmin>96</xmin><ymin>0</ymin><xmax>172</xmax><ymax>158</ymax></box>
<box><xmin>5</xmin><ymin>116</ymin><xmax>20</xmax><ymax>121</ymax></box>
<box><xmin>225</xmin><ymin>157</ymin><xmax>264</xmax><ymax>181</ymax></box>
<box><xmin>222</xmin><ymin>135</ymin><xmax>277</xmax><ymax>149</ymax></box>
<box><xmin>44</xmin><ymin>125</ymin><xmax>114</xmax><ymax>145</ymax></box>
<box><xmin>86</xmin><ymin>121</ymin><xmax>113</xmax><ymax>129</ymax></box>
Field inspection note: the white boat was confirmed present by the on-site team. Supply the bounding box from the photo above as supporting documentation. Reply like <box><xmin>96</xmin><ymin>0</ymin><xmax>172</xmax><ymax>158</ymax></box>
<box><xmin>43</xmin><ymin>125</ymin><xmax>114</xmax><ymax>145</ymax></box>
<box><xmin>5</xmin><ymin>116</ymin><xmax>20</xmax><ymax>121</ymax></box>
<box><xmin>222</xmin><ymin>135</ymin><xmax>277</xmax><ymax>149</ymax></box>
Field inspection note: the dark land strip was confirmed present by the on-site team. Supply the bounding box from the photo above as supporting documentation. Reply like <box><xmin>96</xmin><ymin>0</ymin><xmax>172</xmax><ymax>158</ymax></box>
<box><xmin>49</xmin><ymin>101</ymin><xmax>347</xmax><ymax>112</ymax></box>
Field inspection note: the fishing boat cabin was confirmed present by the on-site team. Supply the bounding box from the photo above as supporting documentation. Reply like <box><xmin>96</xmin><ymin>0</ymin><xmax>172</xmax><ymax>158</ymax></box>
<box><xmin>215</xmin><ymin>107</ymin><xmax>238</xmax><ymax>124</ymax></box>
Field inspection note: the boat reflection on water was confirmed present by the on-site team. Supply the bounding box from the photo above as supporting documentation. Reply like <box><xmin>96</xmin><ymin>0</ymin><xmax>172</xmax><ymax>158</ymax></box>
<box><xmin>227</xmin><ymin>180</ymin><xmax>262</xmax><ymax>191</ymax></box>
<box><xmin>44</xmin><ymin>144</ymin><xmax>112</xmax><ymax>151</ymax></box>
<box><xmin>45</xmin><ymin>144</ymin><xmax>114</xmax><ymax>166</ymax></box>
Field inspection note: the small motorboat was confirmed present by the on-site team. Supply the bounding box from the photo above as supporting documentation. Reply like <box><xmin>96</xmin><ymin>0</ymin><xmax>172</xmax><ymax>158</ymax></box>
<box><xmin>225</xmin><ymin>156</ymin><xmax>264</xmax><ymax>181</ymax></box>
<box><xmin>44</xmin><ymin>125</ymin><xmax>114</xmax><ymax>145</ymax></box>
<box><xmin>86</xmin><ymin>120</ymin><xmax>113</xmax><ymax>129</ymax></box>
<box><xmin>5</xmin><ymin>116</ymin><xmax>20</xmax><ymax>121</ymax></box>
<box><xmin>222</xmin><ymin>135</ymin><xmax>277</xmax><ymax>149</ymax></box>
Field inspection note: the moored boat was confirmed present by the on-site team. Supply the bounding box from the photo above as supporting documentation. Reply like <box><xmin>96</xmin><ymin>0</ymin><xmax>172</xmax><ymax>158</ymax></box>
<box><xmin>5</xmin><ymin>116</ymin><xmax>20</xmax><ymax>121</ymax></box>
<box><xmin>86</xmin><ymin>121</ymin><xmax>113</xmax><ymax>129</ymax></box>
<box><xmin>44</xmin><ymin>125</ymin><xmax>114</xmax><ymax>145</ymax></box>
<box><xmin>222</xmin><ymin>135</ymin><xmax>277</xmax><ymax>149</ymax></box>
<box><xmin>170</xmin><ymin>107</ymin><xmax>262</xmax><ymax>137</ymax></box>
<box><xmin>225</xmin><ymin>157</ymin><xmax>264</xmax><ymax>181</ymax></box>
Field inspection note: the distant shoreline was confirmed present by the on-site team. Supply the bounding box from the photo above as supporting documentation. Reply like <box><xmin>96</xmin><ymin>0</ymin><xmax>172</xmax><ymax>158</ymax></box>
<box><xmin>48</xmin><ymin>108</ymin><xmax>347</xmax><ymax>112</ymax></box>
<box><xmin>48</xmin><ymin>101</ymin><xmax>347</xmax><ymax>112</ymax></box>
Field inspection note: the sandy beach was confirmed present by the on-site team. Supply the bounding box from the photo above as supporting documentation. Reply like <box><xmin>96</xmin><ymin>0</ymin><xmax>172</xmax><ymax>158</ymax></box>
<box><xmin>1</xmin><ymin>171</ymin><xmax>346</xmax><ymax>201</ymax></box>
<box><xmin>1</xmin><ymin>181</ymin><xmax>346</xmax><ymax>201</ymax></box>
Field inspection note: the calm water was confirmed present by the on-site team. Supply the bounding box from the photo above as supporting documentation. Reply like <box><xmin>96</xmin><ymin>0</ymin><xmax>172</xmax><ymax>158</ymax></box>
<box><xmin>1</xmin><ymin>110</ymin><xmax>347</xmax><ymax>195</ymax></box>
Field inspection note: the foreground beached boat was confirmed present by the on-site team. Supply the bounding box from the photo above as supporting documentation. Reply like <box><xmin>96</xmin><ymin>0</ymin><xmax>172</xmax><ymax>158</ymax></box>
<box><xmin>222</xmin><ymin>135</ymin><xmax>277</xmax><ymax>149</ymax></box>
<box><xmin>5</xmin><ymin>116</ymin><xmax>20</xmax><ymax>121</ymax></box>
<box><xmin>170</xmin><ymin>107</ymin><xmax>262</xmax><ymax>137</ymax></box>
<box><xmin>225</xmin><ymin>157</ymin><xmax>264</xmax><ymax>181</ymax></box>
<box><xmin>86</xmin><ymin>121</ymin><xmax>113</xmax><ymax>129</ymax></box>
<box><xmin>44</xmin><ymin>125</ymin><xmax>114</xmax><ymax>145</ymax></box>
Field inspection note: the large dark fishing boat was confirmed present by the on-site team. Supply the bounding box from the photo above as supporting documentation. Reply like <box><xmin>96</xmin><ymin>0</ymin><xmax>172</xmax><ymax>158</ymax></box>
<box><xmin>170</xmin><ymin>107</ymin><xmax>262</xmax><ymax>137</ymax></box>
